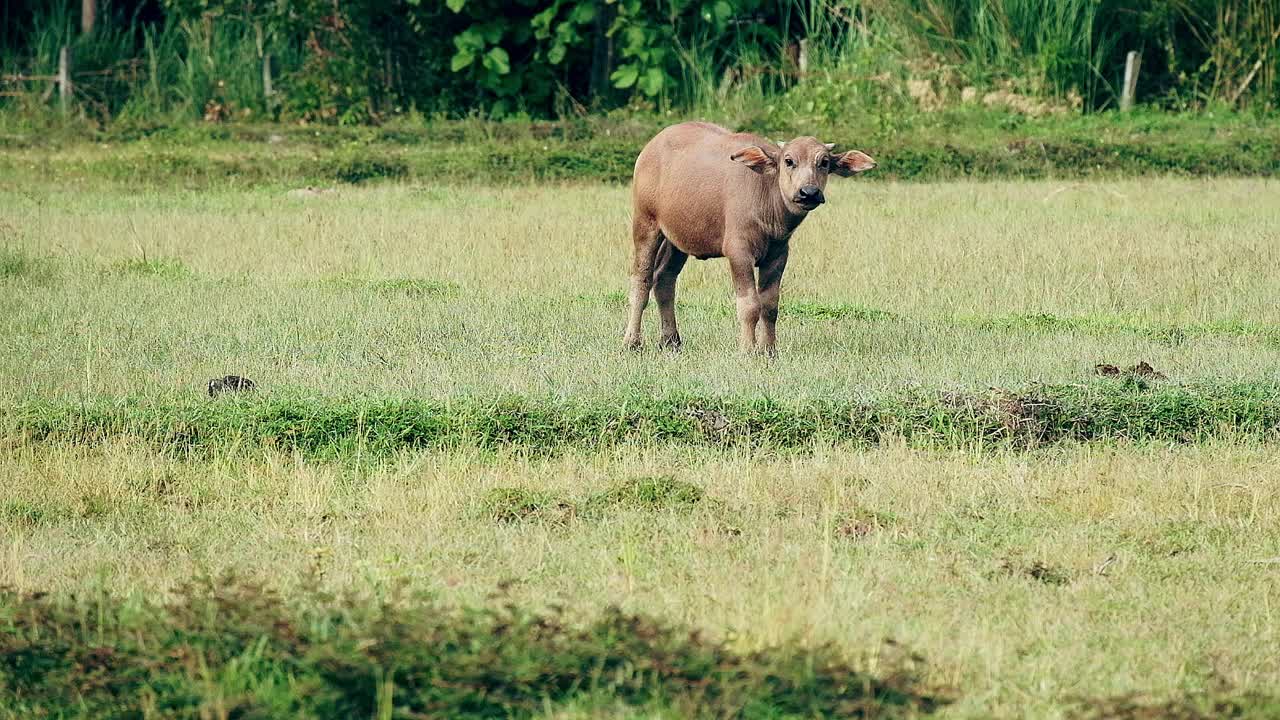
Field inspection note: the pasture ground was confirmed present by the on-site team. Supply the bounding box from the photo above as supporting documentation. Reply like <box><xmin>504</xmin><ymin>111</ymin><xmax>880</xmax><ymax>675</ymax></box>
<box><xmin>2</xmin><ymin>176</ymin><xmax>1280</xmax><ymax>717</ymax></box>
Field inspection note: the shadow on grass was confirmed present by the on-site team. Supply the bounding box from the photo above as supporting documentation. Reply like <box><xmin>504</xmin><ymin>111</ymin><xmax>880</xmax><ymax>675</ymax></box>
<box><xmin>0</xmin><ymin>576</ymin><xmax>949</xmax><ymax>719</ymax></box>
<box><xmin>1070</xmin><ymin>689</ymin><xmax>1280</xmax><ymax>720</ymax></box>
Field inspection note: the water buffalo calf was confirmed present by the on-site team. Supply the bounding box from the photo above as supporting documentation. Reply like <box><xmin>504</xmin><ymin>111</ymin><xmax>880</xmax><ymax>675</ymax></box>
<box><xmin>624</xmin><ymin>121</ymin><xmax>876</xmax><ymax>355</ymax></box>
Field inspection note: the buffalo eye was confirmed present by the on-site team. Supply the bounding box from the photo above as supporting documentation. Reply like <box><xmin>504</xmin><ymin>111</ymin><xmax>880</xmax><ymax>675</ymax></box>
<box><xmin>783</xmin><ymin>156</ymin><xmax>796</xmax><ymax>169</ymax></box>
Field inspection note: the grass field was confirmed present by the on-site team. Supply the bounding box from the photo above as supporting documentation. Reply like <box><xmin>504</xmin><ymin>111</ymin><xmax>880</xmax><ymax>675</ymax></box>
<box><xmin>3</xmin><ymin>174</ymin><xmax>1280</xmax><ymax>717</ymax></box>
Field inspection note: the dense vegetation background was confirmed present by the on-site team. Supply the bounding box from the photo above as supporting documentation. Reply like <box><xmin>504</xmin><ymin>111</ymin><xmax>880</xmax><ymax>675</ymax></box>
<box><xmin>1</xmin><ymin>0</ymin><xmax>1276</xmax><ymax>129</ymax></box>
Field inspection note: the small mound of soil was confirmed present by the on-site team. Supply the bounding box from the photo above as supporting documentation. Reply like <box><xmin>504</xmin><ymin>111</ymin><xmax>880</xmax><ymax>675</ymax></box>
<box><xmin>207</xmin><ymin>375</ymin><xmax>256</xmax><ymax>397</ymax></box>
<box><xmin>1094</xmin><ymin>361</ymin><xmax>1167</xmax><ymax>380</ymax></box>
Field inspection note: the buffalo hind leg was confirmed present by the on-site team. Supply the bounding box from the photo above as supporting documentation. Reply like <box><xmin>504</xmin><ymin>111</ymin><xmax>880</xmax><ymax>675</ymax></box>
<box><xmin>624</xmin><ymin>216</ymin><xmax>663</xmax><ymax>350</ymax></box>
<box><xmin>652</xmin><ymin>239</ymin><xmax>688</xmax><ymax>350</ymax></box>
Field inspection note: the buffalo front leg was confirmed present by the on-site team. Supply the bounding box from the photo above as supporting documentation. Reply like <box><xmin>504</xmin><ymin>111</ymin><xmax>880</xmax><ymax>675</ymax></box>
<box><xmin>652</xmin><ymin>240</ymin><xmax>688</xmax><ymax>350</ymax></box>
<box><xmin>755</xmin><ymin>244</ymin><xmax>790</xmax><ymax>357</ymax></box>
<box><xmin>624</xmin><ymin>217</ymin><xmax>664</xmax><ymax>350</ymax></box>
<box><xmin>728</xmin><ymin>254</ymin><xmax>761</xmax><ymax>353</ymax></box>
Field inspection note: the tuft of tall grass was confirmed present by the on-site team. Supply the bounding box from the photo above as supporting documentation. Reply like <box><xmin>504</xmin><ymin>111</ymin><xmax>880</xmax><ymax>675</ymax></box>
<box><xmin>1170</xmin><ymin>0</ymin><xmax>1280</xmax><ymax>110</ymax></box>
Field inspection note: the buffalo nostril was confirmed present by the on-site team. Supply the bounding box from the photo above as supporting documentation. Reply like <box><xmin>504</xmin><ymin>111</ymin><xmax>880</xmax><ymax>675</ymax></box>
<box><xmin>796</xmin><ymin>185</ymin><xmax>824</xmax><ymax>204</ymax></box>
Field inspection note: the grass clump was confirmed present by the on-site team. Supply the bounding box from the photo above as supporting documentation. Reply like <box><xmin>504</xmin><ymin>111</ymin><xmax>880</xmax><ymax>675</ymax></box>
<box><xmin>834</xmin><ymin>508</ymin><xmax>899</xmax><ymax>540</ymax></box>
<box><xmin>584</xmin><ymin>476</ymin><xmax>706</xmax><ymax>514</ymax></box>
<box><xmin>0</xmin><ymin>577</ymin><xmax>945</xmax><ymax>719</ymax></box>
<box><xmin>0</xmin><ymin>248</ymin><xmax>52</xmax><ymax>283</ymax></box>
<box><xmin>481</xmin><ymin>487</ymin><xmax>575</xmax><ymax>524</ymax></box>
<box><xmin>481</xmin><ymin>476</ymin><xmax>708</xmax><ymax>525</ymax></box>
<box><xmin>0</xmin><ymin>500</ymin><xmax>65</xmax><ymax>529</ymax></box>
<box><xmin>321</xmin><ymin>276</ymin><xmax>461</xmax><ymax>298</ymax></box>
<box><xmin>110</xmin><ymin>256</ymin><xmax>192</xmax><ymax>279</ymax></box>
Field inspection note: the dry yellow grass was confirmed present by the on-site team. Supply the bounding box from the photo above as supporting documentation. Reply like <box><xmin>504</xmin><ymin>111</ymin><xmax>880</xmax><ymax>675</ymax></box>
<box><xmin>2</xmin><ymin>440</ymin><xmax>1278</xmax><ymax>717</ymax></box>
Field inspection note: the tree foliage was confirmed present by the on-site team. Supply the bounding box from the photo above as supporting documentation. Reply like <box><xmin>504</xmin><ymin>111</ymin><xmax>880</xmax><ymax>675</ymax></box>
<box><xmin>0</xmin><ymin>0</ymin><xmax>1275</xmax><ymax>122</ymax></box>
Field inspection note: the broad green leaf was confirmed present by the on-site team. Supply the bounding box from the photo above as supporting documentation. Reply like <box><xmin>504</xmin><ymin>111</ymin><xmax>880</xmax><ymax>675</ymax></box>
<box><xmin>548</xmin><ymin>43</ymin><xmax>567</xmax><ymax>64</ymax></box>
<box><xmin>455</xmin><ymin>27</ymin><xmax>483</xmax><ymax>50</ymax></box>
<box><xmin>570</xmin><ymin>2</ymin><xmax>597</xmax><ymax>24</ymax></box>
<box><xmin>639</xmin><ymin>66</ymin><xmax>665</xmax><ymax>96</ymax></box>
<box><xmin>610</xmin><ymin>64</ymin><xmax>639</xmax><ymax>88</ymax></box>
<box><xmin>481</xmin><ymin>22</ymin><xmax>503</xmax><ymax>44</ymax></box>
<box><xmin>555</xmin><ymin>22</ymin><xmax>579</xmax><ymax>43</ymax></box>
<box><xmin>450</xmin><ymin>50</ymin><xmax>474</xmax><ymax>72</ymax></box>
<box><xmin>624</xmin><ymin>25</ymin><xmax>647</xmax><ymax>50</ymax></box>
<box><xmin>446</xmin><ymin>0</ymin><xmax>465</xmax><ymax>12</ymax></box>
<box><xmin>532</xmin><ymin>7</ymin><xmax>557</xmax><ymax>34</ymax></box>
<box><xmin>484</xmin><ymin>46</ymin><xmax>511</xmax><ymax>75</ymax></box>
<box><xmin>713</xmin><ymin>0</ymin><xmax>733</xmax><ymax>24</ymax></box>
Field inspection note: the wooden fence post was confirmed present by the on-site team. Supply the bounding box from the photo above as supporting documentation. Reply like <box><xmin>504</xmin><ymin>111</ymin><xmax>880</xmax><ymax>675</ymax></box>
<box><xmin>1120</xmin><ymin>51</ymin><xmax>1140</xmax><ymax>112</ymax></box>
<box><xmin>263</xmin><ymin>54</ymin><xmax>274</xmax><ymax>104</ymax></box>
<box><xmin>81</xmin><ymin>0</ymin><xmax>95</xmax><ymax>34</ymax></box>
<box><xmin>57</xmin><ymin>46</ymin><xmax>71</xmax><ymax>115</ymax></box>
<box><xmin>798</xmin><ymin>38</ymin><xmax>809</xmax><ymax>75</ymax></box>
<box><xmin>255</xmin><ymin>22</ymin><xmax>274</xmax><ymax>106</ymax></box>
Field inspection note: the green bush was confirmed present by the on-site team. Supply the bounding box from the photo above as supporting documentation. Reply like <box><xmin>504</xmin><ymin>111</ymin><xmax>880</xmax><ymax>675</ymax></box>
<box><xmin>2</xmin><ymin>0</ymin><xmax>1276</xmax><ymax>124</ymax></box>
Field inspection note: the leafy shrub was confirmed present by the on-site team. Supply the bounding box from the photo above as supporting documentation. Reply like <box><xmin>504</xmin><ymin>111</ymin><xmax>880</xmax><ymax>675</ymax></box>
<box><xmin>316</xmin><ymin>151</ymin><xmax>409</xmax><ymax>184</ymax></box>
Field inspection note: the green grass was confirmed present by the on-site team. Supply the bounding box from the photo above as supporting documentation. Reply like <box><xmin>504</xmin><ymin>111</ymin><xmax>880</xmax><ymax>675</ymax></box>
<box><xmin>10</xmin><ymin>383</ymin><xmax>1280</xmax><ymax>457</ymax></box>
<box><xmin>2</xmin><ymin>178</ymin><xmax>1278</xmax><ymax>406</ymax></box>
<box><xmin>3</xmin><ymin>172</ymin><xmax>1280</xmax><ymax>716</ymax></box>
<box><xmin>1</xmin><ymin>111</ymin><xmax>1278</xmax><ymax>186</ymax></box>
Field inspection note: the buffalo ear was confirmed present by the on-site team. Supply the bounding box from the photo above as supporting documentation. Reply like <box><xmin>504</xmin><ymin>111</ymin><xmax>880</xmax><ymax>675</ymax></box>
<box><xmin>829</xmin><ymin>149</ymin><xmax>877</xmax><ymax>176</ymax></box>
<box><xmin>730</xmin><ymin>145</ymin><xmax>776</xmax><ymax>173</ymax></box>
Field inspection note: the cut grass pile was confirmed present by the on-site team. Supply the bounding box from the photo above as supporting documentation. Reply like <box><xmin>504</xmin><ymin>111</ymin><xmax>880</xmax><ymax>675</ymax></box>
<box><xmin>9</xmin><ymin>382</ymin><xmax>1280</xmax><ymax>456</ymax></box>
<box><xmin>0</xmin><ymin>576</ymin><xmax>943</xmax><ymax>719</ymax></box>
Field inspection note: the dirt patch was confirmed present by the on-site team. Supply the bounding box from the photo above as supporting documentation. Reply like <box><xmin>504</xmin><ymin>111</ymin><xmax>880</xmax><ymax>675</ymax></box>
<box><xmin>1095</xmin><ymin>361</ymin><xmax>1168</xmax><ymax>380</ymax></box>
<box><xmin>783</xmin><ymin>301</ymin><xmax>899</xmax><ymax>322</ymax></box>
<box><xmin>685</xmin><ymin>406</ymin><xmax>731</xmax><ymax>440</ymax></box>
<box><xmin>207</xmin><ymin>375</ymin><xmax>257</xmax><ymax>397</ymax></box>
<box><xmin>285</xmin><ymin>186</ymin><xmax>337</xmax><ymax>198</ymax></box>
<box><xmin>939</xmin><ymin>389</ymin><xmax>1067</xmax><ymax>444</ymax></box>
<box><xmin>998</xmin><ymin>559</ymin><xmax>1071</xmax><ymax>586</ymax></box>
<box><xmin>835</xmin><ymin>508</ymin><xmax>897</xmax><ymax>540</ymax></box>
